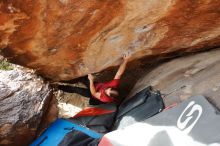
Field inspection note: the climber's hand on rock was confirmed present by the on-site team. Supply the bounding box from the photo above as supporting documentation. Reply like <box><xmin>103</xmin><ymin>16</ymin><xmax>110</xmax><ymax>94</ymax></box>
<box><xmin>50</xmin><ymin>82</ymin><xmax>59</xmax><ymax>89</ymax></box>
<box><xmin>123</xmin><ymin>52</ymin><xmax>131</xmax><ymax>61</ymax></box>
<box><xmin>88</xmin><ymin>74</ymin><xmax>94</xmax><ymax>81</ymax></box>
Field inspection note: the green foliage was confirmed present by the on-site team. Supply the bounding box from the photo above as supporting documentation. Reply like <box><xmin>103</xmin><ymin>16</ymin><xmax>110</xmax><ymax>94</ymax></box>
<box><xmin>0</xmin><ymin>59</ymin><xmax>13</xmax><ymax>70</ymax></box>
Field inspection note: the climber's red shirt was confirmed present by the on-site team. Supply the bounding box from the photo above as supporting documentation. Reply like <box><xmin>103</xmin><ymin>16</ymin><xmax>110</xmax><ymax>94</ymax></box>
<box><xmin>93</xmin><ymin>79</ymin><xmax>120</xmax><ymax>103</ymax></box>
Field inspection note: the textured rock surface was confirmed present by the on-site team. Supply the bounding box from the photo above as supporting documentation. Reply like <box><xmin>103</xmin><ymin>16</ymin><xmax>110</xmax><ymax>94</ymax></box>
<box><xmin>36</xmin><ymin>94</ymin><xmax>58</xmax><ymax>137</ymax></box>
<box><xmin>56</xmin><ymin>89</ymin><xmax>86</xmax><ymax>118</ymax></box>
<box><xmin>0</xmin><ymin>55</ymin><xmax>3</xmax><ymax>61</ymax></box>
<box><xmin>0</xmin><ymin>66</ymin><xmax>52</xmax><ymax>146</ymax></box>
<box><xmin>128</xmin><ymin>48</ymin><xmax>220</xmax><ymax>109</ymax></box>
<box><xmin>0</xmin><ymin>0</ymin><xmax>220</xmax><ymax>80</ymax></box>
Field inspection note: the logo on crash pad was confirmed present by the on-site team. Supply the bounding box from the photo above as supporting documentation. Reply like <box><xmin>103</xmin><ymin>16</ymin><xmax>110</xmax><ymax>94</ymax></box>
<box><xmin>177</xmin><ymin>101</ymin><xmax>202</xmax><ymax>134</ymax></box>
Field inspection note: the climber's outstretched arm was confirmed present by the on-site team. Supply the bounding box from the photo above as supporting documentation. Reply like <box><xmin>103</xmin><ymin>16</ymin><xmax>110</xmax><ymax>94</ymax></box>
<box><xmin>88</xmin><ymin>74</ymin><xmax>101</xmax><ymax>99</ymax></box>
<box><xmin>114</xmin><ymin>53</ymin><xmax>131</xmax><ymax>80</ymax></box>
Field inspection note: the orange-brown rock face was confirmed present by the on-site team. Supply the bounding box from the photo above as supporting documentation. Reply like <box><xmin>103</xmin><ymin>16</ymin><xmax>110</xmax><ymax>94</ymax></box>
<box><xmin>0</xmin><ymin>0</ymin><xmax>220</xmax><ymax>80</ymax></box>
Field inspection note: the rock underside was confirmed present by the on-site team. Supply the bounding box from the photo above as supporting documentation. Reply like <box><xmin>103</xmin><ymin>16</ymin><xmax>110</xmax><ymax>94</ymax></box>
<box><xmin>0</xmin><ymin>0</ymin><xmax>220</xmax><ymax>80</ymax></box>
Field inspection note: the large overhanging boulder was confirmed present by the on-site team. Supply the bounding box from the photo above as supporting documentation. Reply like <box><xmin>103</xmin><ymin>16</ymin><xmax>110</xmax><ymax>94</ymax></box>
<box><xmin>0</xmin><ymin>0</ymin><xmax>220</xmax><ymax>80</ymax></box>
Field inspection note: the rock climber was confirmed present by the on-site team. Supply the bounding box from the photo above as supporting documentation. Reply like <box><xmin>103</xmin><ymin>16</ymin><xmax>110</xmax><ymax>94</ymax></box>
<box><xmin>57</xmin><ymin>53</ymin><xmax>131</xmax><ymax>105</ymax></box>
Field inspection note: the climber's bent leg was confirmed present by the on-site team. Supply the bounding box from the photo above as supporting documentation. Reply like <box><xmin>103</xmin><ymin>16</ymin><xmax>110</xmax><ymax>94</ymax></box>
<box><xmin>58</xmin><ymin>85</ymin><xmax>91</xmax><ymax>98</ymax></box>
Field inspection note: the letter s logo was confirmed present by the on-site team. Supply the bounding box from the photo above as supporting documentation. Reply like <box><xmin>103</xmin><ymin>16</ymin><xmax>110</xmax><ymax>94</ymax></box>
<box><xmin>177</xmin><ymin>101</ymin><xmax>202</xmax><ymax>134</ymax></box>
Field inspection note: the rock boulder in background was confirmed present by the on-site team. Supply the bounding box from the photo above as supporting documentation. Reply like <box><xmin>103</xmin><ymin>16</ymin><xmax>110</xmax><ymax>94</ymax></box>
<box><xmin>128</xmin><ymin>48</ymin><xmax>220</xmax><ymax>109</ymax></box>
<box><xmin>0</xmin><ymin>0</ymin><xmax>220</xmax><ymax>80</ymax></box>
<box><xmin>0</xmin><ymin>66</ymin><xmax>53</xmax><ymax>146</ymax></box>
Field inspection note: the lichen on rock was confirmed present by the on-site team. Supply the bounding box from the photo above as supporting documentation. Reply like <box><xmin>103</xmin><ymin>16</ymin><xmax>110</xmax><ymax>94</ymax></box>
<box><xmin>0</xmin><ymin>59</ymin><xmax>13</xmax><ymax>70</ymax></box>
